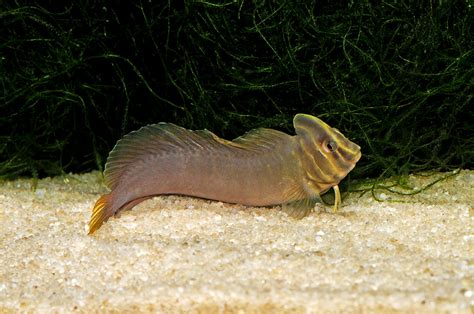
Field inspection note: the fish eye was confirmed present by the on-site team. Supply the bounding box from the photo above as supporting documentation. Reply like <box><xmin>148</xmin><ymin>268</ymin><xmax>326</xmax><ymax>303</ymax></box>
<box><xmin>324</xmin><ymin>140</ymin><xmax>337</xmax><ymax>152</ymax></box>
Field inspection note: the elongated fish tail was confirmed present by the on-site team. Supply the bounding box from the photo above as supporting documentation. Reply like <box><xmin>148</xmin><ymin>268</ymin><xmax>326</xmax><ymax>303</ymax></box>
<box><xmin>88</xmin><ymin>193</ymin><xmax>114</xmax><ymax>234</ymax></box>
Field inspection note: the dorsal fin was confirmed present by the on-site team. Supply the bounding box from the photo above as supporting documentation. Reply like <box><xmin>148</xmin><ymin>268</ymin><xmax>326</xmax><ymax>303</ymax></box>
<box><xmin>103</xmin><ymin>123</ymin><xmax>293</xmax><ymax>190</ymax></box>
<box><xmin>231</xmin><ymin>128</ymin><xmax>292</xmax><ymax>151</ymax></box>
<box><xmin>103</xmin><ymin>123</ymin><xmax>221</xmax><ymax>189</ymax></box>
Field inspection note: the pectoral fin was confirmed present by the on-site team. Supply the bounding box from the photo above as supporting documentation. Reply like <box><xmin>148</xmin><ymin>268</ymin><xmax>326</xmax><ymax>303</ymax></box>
<box><xmin>283</xmin><ymin>185</ymin><xmax>341</xmax><ymax>218</ymax></box>
<box><xmin>282</xmin><ymin>197</ymin><xmax>319</xmax><ymax>219</ymax></box>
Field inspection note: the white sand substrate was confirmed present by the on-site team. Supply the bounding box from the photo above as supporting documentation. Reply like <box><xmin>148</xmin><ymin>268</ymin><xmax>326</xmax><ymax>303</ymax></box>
<box><xmin>0</xmin><ymin>170</ymin><xmax>473</xmax><ymax>313</ymax></box>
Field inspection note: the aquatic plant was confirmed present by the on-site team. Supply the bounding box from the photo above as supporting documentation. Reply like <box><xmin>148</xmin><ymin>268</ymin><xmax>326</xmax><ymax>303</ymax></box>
<box><xmin>1</xmin><ymin>1</ymin><xmax>472</xmax><ymax>180</ymax></box>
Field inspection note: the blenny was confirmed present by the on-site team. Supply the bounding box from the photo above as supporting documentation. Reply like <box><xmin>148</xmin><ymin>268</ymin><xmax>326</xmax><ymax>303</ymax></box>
<box><xmin>88</xmin><ymin>114</ymin><xmax>361</xmax><ymax>233</ymax></box>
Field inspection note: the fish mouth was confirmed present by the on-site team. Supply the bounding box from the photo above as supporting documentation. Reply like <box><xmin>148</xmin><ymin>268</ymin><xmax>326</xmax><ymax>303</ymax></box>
<box><xmin>325</xmin><ymin>148</ymin><xmax>361</xmax><ymax>188</ymax></box>
<box><xmin>353</xmin><ymin>149</ymin><xmax>362</xmax><ymax>163</ymax></box>
<box><xmin>346</xmin><ymin>149</ymin><xmax>362</xmax><ymax>172</ymax></box>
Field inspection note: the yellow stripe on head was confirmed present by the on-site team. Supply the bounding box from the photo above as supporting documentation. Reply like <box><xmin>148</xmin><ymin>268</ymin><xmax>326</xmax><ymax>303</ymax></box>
<box><xmin>293</xmin><ymin>113</ymin><xmax>361</xmax><ymax>194</ymax></box>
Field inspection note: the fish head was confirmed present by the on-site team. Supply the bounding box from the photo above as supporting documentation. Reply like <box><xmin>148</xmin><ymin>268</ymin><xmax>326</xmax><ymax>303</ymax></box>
<box><xmin>293</xmin><ymin>113</ymin><xmax>361</xmax><ymax>194</ymax></box>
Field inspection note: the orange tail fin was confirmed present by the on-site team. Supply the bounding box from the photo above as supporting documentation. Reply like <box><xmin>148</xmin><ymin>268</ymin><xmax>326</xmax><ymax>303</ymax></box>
<box><xmin>88</xmin><ymin>194</ymin><xmax>113</xmax><ymax>234</ymax></box>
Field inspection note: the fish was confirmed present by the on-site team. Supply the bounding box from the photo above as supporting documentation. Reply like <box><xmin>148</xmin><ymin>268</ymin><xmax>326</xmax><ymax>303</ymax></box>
<box><xmin>88</xmin><ymin>114</ymin><xmax>361</xmax><ymax>234</ymax></box>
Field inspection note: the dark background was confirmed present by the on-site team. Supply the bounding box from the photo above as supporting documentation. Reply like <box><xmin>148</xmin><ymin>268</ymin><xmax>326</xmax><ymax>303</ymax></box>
<box><xmin>1</xmin><ymin>1</ymin><xmax>472</xmax><ymax>180</ymax></box>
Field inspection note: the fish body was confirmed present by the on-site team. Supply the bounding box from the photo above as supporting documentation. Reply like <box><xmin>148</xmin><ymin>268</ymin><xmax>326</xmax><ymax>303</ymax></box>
<box><xmin>88</xmin><ymin>114</ymin><xmax>361</xmax><ymax>233</ymax></box>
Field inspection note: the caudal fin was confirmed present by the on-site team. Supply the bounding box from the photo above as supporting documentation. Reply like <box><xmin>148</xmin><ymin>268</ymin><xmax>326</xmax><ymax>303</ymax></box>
<box><xmin>88</xmin><ymin>194</ymin><xmax>114</xmax><ymax>234</ymax></box>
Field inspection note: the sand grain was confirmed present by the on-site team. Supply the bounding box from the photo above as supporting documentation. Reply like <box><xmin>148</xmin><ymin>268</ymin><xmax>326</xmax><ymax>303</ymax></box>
<box><xmin>0</xmin><ymin>170</ymin><xmax>473</xmax><ymax>313</ymax></box>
